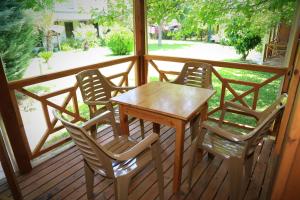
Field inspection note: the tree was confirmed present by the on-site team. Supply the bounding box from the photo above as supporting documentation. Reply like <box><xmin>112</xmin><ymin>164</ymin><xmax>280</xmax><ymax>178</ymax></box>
<box><xmin>147</xmin><ymin>0</ymin><xmax>184</xmax><ymax>46</ymax></box>
<box><xmin>31</xmin><ymin>10</ymin><xmax>55</xmax><ymax>51</ymax></box>
<box><xmin>226</xmin><ymin>16</ymin><xmax>262</xmax><ymax>60</ymax></box>
<box><xmin>186</xmin><ymin>0</ymin><xmax>297</xmax><ymax>59</ymax></box>
<box><xmin>0</xmin><ymin>0</ymin><xmax>36</xmax><ymax>81</ymax></box>
<box><xmin>92</xmin><ymin>0</ymin><xmax>133</xmax><ymax>31</ymax></box>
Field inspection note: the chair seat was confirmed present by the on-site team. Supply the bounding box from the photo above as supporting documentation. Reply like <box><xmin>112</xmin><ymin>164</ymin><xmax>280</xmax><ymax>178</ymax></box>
<box><xmin>102</xmin><ymin>136</ymin><xmax>152</xmax><ymax>178</ymax></box>
<box><xmin>201</xmin><ymin>121</ymin><xmax>253</xmax><ymax>159</ymax></box>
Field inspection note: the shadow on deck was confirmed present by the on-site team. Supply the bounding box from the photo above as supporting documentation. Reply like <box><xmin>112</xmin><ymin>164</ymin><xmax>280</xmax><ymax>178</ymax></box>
<box><xmin>0</xmin><ymin>120</ymin><xmax>273</xmax><ymax>200</ymax></box>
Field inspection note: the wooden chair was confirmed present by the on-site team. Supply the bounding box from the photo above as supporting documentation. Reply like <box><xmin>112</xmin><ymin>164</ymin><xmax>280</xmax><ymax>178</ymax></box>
<box><xmin>172</xmin><ymin>61</ymin><xmax>213</xmax><ymax>89</ymax></box>
<box><xmin>53</xmin><ymin>109</ymin><xmax>164</xmax><ymax>200</ymax></box>
<box><xmin>76</xmin><ymin>69</ymin><xmax>145</xmax><ymax>138</ymax></box>
<box><xmin>187</xmin><ymin>94</ymin><xmax>287</xmax><ymax>200</ymax></box>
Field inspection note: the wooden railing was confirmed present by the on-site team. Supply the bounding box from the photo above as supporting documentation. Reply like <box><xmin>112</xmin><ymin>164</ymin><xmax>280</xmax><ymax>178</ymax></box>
<box><xmin>145</xmin><ymin>55</ymin><xmax>288</xmax><ymax>129</ymax></box>
<box><xmin>6</xmin><ymin>54</ymin><xmax>288</xmax><ymax>159</ymax></box>
<box><xmin>8</xmin><ymin>56</ymin><xmax>137</xmax><ymax>159</ymax></box>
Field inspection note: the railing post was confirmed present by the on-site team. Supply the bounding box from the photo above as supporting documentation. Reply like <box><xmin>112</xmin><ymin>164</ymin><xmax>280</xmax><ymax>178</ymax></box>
<box><xmin>0</xmin><ymin>59</ymin><xmax>32</xmax><ymax>174</ymax></box>
<box><xmin>134</xmin><ymin>0</ymin><xmax>148</xmax><ymax>85</ymax></box>
<box><xmin>281</xmin><ymin>1</ymin><xmax>300</xmax><ymax>93</ymax></box>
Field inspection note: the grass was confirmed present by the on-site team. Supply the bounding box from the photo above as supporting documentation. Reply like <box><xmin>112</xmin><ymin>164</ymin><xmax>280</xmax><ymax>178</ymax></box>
<box><xmin>223</xmin><ymin>58</ymin><xmax>260</xmax><ymax>65</ymax></box>
<box><xmin>148</xmin><ymin>43</ymin><xmax>192</xmax><ymax>51</ymax></box>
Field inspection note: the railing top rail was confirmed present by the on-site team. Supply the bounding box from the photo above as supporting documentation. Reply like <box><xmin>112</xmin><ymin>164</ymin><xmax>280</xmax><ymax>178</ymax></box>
<box><xmin>8</xmin><ymin>56</ymin><xmax>137</xmax><ymax>89</ymax></box>
<box><xmin>144</xmin><ymin>55</ymin><xmax>287</xmax><ymax>74</ymax></box>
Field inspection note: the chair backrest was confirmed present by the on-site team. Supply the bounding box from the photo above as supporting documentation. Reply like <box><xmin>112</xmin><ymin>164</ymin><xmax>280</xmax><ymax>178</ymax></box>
<box><xmin>246</xmin><ymin>94</ymin><xmax>287</xmax><ymax>153</ymax></box>
<box><xmin>53</xmin><ymin>109</ymin><xmax>115</xmax><ymax>178</ymax></box>
<box><xmin>174</xmin><ymin>62</ymin><xmax>213</xmax><ymax>89</ymax></box>
<box><xmin>76</xmin><ymin>69</ymin><xmax>112</xmax><ymax>103</ymax></box>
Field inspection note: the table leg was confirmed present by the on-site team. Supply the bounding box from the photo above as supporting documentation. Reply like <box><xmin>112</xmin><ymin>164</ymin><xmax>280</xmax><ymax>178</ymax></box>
<box><xmin>119</xmin><ymin>105</ymin><xmax>129</xmax><ymax>135</ymax></box>
<box><xmin>201</xmin><ymin>103</ymin><xmax>208</xmax><ymax>122</ymax></box>
<box><xmin>173</xmin><ymin>120</ymin><xmax>185</xmax><ymax>193</ymax></box>
<box><xmin>153</xmin><ymin>123</ymin><xmax>160</xmax><ymax>135</ymax></box>
<box><xmin>190</xmin><ymin>113</ymin><xmax>200</xmax><ymax>141</ymax></box>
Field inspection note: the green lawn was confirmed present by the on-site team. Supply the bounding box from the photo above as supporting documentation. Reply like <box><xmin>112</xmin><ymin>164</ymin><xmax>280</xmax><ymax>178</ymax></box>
<box><xmin>148</xmin><ymin>43</ymin><xmax>192</xmax><ymax>51</ymax></box>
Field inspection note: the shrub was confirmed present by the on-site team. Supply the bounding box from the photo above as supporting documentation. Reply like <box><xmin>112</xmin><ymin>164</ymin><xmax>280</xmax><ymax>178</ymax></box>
<box><xmin>61</xmin><ymin>38</ymin><xmax>83</xmax><ymax>51</ymax></box>
<box><xmin>97</xmin><ymin>37</ymin><xmax>106</xmax><ymax>47</ymax></box>
<box><xmin>73</xmin><ymin>24</ymin><xmax>98</xmax><ymax>49</ymax></box>
<box><xmin>106</xmin><ymin>29</ymin><xmax>133</xmax><ymax>55</ymax></box>
<box><xmin>38</xmin><ymin>51</ymin><xmax>53</xmax><ymax>63</ymax></box>
<box><xmin>60</xmin><ymin>42</ymin><xmax>72</xmax><ymax>51</ymax></box>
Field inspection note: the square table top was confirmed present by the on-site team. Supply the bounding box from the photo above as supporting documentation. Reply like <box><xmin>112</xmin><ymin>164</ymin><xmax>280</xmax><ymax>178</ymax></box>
<box><xmin>111</xmin><ymin>81</ymin><xmax>216</xmax><ymax>120</ymax></box>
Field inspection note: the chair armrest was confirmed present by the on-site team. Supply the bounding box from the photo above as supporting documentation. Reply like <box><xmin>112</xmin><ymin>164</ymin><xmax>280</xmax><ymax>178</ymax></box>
<box><xmin>223</xmin><ymin>101</ymin><xmax>261</xmax><ymax>119</ymax></box>
<box><xmin>81</xmin><ymin>110</ymin><xmax>112</xmax><ymax>130</ymax></box>
<box><xmin>202</xmin><ymin>121</ymin><xmax>248</xmax><ymax>142</ymax></box>
<box><xmin>108</xmin><ymin>133</ymin><xmax>159</xmax><ymax>161</ymax></box>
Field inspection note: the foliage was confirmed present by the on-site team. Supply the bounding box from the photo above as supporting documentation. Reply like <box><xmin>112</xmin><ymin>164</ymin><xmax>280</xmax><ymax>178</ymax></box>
<box><xmin>147</xmin><ymin>0</ymin><xmax>184</xmax><ymax>45</ymax></box>
<box><xmin>38</xmin><ymin>51</ymin><xmax>53</xmax><ymax>63</ymax></box>
<box><xmin>0</xmin><ymin>0</ymin><xmax>36</xmax><ymax>81</ymax></box>
<box><xmin>226</xmin><ymin>16</ymin><xmax>262</xmax><ymax>60</ymax></box>
<box><xmin>92</xmin><ymin>0</ymin><xmax>133</xmax><ymax>30</ymax></box>
<box><xmin>73</xmin><ymin>24</ymin><xmax>98</xmax><ymax>49</ymax></box>
<box><xmin>60</xmin><ymin>42</ymin><xmax>73</xmax><ymax>51</ymax></box>
<box><xmin>61</xmin><ymin>38</ymin><xmax>83</xmax><ymax>51</ymax></box>
<box><xmin>30</xmin><ymin>10</ymin><xmax>54</xmax><ymax>51</ymax></box>
<box><xmin>19</xmin><ymin>0</ymin><xmax>61</xmax><ymax>11</ymax></box>
<box><xmin>97</xmin><ymin>37</ymin><xmax>106</xmax><ymax>47</ymax></box>
<box><xmin>106</xmin><ymin>28</ymin><xmax>134</xmax><ymax>55</ymax></box>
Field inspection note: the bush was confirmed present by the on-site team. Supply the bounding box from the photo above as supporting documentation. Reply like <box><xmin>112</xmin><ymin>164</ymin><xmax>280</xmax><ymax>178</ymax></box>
<box><xmin>106</xmin><ymin>28</ymin><xmax>133</xmax><ymax>55</ymax></box>
<box><xmin>61</xmin><ymin>38</ymin><xmax>83</xmax><ymax>51</ymax></box>
<box><xmin>60</xmin><ymin>42</ymin><xmax>72</xmax><ymax>51</ymax></box>
<box><xmin>97</xmin><ymin>37</ymin><xmax>106</xmax><ymax>47</ymax></box>
<box><xmin>73</xmin><ymin>24</ymin><xmax>98</xmax><ymax>49</ymax></box>
<box><xmin>38</xmin><ymin>51</ymin><xmax>53</xmax><ymax>63</ymax></box>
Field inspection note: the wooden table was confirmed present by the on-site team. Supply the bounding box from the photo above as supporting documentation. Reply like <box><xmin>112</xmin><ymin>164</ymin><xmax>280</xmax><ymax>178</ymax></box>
<box><xmin>111</xmin><ymin>82</ymin><xmax>215</xmax><ymax>193</ymax></box>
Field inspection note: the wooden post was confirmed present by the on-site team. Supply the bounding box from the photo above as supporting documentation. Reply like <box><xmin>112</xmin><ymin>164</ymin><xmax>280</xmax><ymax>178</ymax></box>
<box><xmin>0</xmin><ymin>59</ymin><xmax>32</xmax><ymax>174</ymax></box>
<box><xmin>0</xmin><ymin>129</ymin><xmax>23</xmax><ymax>199</ymax></box>
<box><xmin>134</xmin><ymin>0</ymin><xmax>148</xmax><ymax>85</ymax></box>
<box><xmin>275</xmin><ymin>1</ymin><xmax>300</xmax><ymax>155</ymax></box>
<box><xmin>281</xmin><ymin>0</ymin><xmax>300</xmax><ymax>93</ymax></box>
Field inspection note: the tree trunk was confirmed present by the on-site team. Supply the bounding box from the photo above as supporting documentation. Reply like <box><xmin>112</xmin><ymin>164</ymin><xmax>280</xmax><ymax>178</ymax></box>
<box><xmin>241</xmin><ymin>51</ymin><xmax>249</xmax><ymax>61</ymax></box>
<box><xmin>158</xmin><ymin>22</ymin><xmax>163</xmax><ymax>46</ymax></box>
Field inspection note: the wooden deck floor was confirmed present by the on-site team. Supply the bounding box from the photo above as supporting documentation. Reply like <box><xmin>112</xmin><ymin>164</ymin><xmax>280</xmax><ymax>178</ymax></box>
<box><xmin>0</xmin><ymin>120</ymin><xmax>273</xmax><ymax>200</ymax></box>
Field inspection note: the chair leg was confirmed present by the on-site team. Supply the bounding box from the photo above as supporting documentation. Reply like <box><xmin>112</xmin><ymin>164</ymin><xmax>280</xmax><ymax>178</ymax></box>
<box><xmin>84</xmin><ymin>162</ymin><xmax>94</xmax><ymax>199</ymax></box>
<box><xmin>228</xmin><ymin>158</ymin><xmax>244</xmax><ymax>200</ymax></box>
<box><xmin>115</xmin><ymin>177</ymin><xmax>130</xmax><ymax>200</ymax></box>
<box><xmin>139</xmin><ymin>119</ymin><xmax>145</xmax><ymax>138</ymax></box>
<box><xmin>153</xmin><ymin>142</ymin><xmax>164</xmax><ymax>200</ymax></box>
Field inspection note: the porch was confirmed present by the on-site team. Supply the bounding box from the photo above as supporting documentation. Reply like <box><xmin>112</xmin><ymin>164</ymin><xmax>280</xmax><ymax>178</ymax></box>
<box><xmin>1</xmin><ymin>1</ymin><xmax>300</xmax><ymax>200</ymax></box>
<box><xmin>0</xmin><ymin>120</ymin><xmax>274</xmax><ymax>200</ymax></box>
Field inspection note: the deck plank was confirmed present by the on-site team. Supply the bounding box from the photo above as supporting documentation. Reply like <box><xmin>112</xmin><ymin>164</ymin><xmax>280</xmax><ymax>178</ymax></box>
<box><xmin>0</xmin><ymin>120</ymin><xmax>275</xmax><ymax>200</ymax></box>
